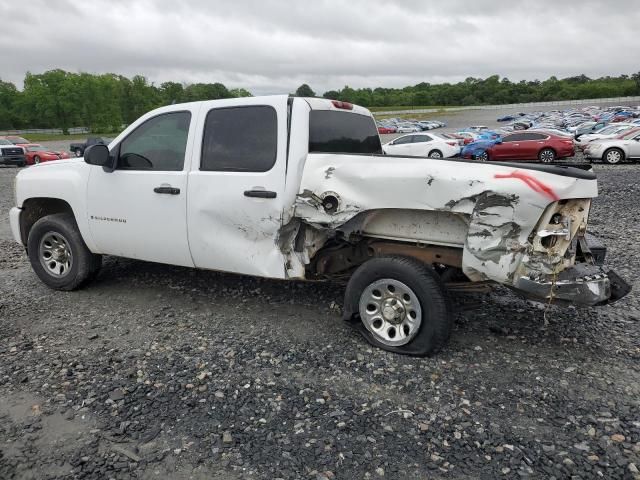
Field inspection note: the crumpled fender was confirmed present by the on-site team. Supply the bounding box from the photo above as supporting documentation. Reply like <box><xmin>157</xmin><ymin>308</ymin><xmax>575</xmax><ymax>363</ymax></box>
<box><xmin>295</xmin><ymin>153</ymin><xmax>598</xmax><ymax>285</ymax></box>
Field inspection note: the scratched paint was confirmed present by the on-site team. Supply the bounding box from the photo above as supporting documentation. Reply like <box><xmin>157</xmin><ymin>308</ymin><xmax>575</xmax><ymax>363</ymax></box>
<box><xmin>493</xmin><ymin>170</ymin><xmax>560</xmax><ymax>201</ymax></box>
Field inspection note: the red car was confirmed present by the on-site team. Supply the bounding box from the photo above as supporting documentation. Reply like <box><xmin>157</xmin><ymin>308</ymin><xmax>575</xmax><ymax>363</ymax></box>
<box><xmin>23</xmin><ymin>144</ymin><xmax>70</xmax><ymax>165</ymax></box>
<box><xmin>470</xmin><ymin>132</ymin><xmax>575</xmax><ymax>163</ymax></box>
<box><xmin>378</xmin><ymin>126</ymin><xmax>396</xmax><ymax>134</ymax></box>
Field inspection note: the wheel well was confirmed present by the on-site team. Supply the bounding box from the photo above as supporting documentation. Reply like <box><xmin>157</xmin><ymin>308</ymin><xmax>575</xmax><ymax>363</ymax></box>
<box><xmin>19</xmin><ymin>198</ymin><xmax>75</xmax><ymax>245</ymax></box>
<box><xmin>428</xmin><ymin>149</ymin><xmax>442</xmax><ymax>156</ymax></box>
<box><xmin>604</xmin><ymin>147</ymin><xmax>624</xmax><ymax>157</ymax></box>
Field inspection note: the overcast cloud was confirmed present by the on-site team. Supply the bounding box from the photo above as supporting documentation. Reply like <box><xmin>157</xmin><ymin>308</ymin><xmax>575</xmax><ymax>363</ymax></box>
<box><xmin>0</xmin><ymin>0</ymin><xmax>638</xmax><ymax>94</ymax></box>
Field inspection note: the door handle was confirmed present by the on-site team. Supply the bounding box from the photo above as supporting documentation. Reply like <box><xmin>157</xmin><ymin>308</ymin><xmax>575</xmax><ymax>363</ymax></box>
<box><xmin>154</xmin><ymin>186</ymin><xmax>180</xmax><ymax>195</ymax></box>
<box><xmin>244</xmin><ymin>190</ymin><xmax>277</xmax><ymax>199</ymax></box>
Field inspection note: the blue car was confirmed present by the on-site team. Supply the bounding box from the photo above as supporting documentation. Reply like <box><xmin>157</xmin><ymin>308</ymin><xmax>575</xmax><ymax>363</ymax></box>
<box><xmin>461</xmin><ymin>139</ymin><xmax>500</xmax><ymax>160</ymax></box>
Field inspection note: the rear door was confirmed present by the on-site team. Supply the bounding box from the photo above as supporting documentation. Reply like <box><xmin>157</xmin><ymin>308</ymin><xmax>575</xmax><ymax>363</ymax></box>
<box><xmin>187</xmin><ymin>98</ymin><xmax>289</xmax><ymax>278</ymax></box>
<box><xmin>406</xmin><ymin>134</ymin><xmax>433</xmax><ymax>156</ymax></box>
<box><xmin>519</xmin><ymin>132</ymin><xmax>548</xmax><ymax>159</ymax></box>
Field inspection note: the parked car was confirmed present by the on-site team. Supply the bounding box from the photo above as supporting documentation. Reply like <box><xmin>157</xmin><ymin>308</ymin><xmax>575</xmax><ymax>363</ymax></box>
<box><xmin>9</xmin><ymin>96</ymin><xmax>628</xmax><ymax>356</ymax></box>
<box><xmin>583</xmin><ymin>128</ymin><xmax>640</xmax><ymax>164</ymax></box>
<box><xmin>395</xmin><ymin>123</ymin><xmax>421</xmax><ymax>133</ymax></box>
<box><xmin>497</xmin><ymin>115</ymin><xmax>516</xmax><ymax>122</ymax></box>
<box><xmin>69</xmin><ymin>137</ymin><xmax>112</xmax><ymax>157</ymax></box>
<box><xmin>461</xmin><ymin>139</ymin><xmax>501</xmax><ymax>161</ymax></box>
<box><xmin>574</xmin><ymin>124</ymin><xmax>637</xmax><ymax>149</ymax></box>
<box><xmin>463</xmin><ymin>132</ymin><xmax>575</xmax><ymax>163</ymax></box>
<box><xmin>23</xmin><ymin>144</ymin><xmax>70</xmax><ymax>165</ymax></box>
<box><xmin>0</xmin><ymin>139</ymin><xmax>26</xmax><ymax>167</ymax></box>
<box><xmin>0</xmin><ymin>135</ymin><xmax>30</xmax><ymax>146</ymax></box>
<box><xmin>382</xmin><ymin>133</ymin><xmax>460</xmax><ymax>158</ymax></box>
<box><xmin>377</xmin><ymin>126</ymin><xmax>396</xmax><ymax>134</ymax></box>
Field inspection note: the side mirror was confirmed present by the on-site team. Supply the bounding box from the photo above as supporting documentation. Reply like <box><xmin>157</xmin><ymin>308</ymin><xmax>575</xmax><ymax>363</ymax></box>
<box><xmin>84</xmin><ymin>144</ymin><xmax>114</xmax><ymax>172</ymax></box>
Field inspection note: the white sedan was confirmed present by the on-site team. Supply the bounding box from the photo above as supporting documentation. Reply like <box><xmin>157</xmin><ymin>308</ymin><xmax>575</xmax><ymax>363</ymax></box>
<box><xmin>583</xmin><ymin>128</ymin><xmax>640</xmax><ymax>164</ymax></box>
<box><xmin>383</xmin><ymin>133</ymin><xmax>461</xmax><ymax>158</ymax></box>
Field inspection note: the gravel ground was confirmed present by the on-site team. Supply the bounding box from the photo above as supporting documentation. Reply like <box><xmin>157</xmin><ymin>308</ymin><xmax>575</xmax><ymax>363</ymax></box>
<box><xmin>1</xmin><ymin>147</ymin><xmax>639</xmax><ymax>478</ymax></box>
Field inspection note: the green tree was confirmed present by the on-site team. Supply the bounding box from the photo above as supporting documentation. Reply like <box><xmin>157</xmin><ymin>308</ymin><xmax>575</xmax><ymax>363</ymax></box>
<box><xmin>295</xmin><ymin>84</ymin><xmax>315</xmax><ymax>97</ymax></box>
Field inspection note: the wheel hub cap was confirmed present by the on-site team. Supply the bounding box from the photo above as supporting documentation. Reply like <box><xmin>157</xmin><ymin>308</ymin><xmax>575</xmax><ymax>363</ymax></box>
<box><xmin>359</xmin><ymin>279</ymin><xmax>423</xmax><ymax>347</ymax></box>
<box><xmin>39</xmin><ymin>232</ymin><xmax>73</xmax><ymax>278</ymax></box>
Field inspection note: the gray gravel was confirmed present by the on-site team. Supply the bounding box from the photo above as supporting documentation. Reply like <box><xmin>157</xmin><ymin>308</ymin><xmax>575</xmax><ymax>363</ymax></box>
<box><xmin>1</xmin><ymin>158</ymin><xmax>639</xmax><ymax>479</ymax></box>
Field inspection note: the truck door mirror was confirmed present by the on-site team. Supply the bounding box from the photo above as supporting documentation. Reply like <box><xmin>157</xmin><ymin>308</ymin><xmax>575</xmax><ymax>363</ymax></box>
<box><xmin>84</xmin><ymin>144</ymin><xmax>114</xmax><ymax>171</ymax></box>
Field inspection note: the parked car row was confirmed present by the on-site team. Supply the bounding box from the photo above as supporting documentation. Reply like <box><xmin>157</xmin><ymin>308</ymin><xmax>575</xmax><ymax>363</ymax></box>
<box><xmin>0</xmin><ymin>135</ymin><xmax>114</xmax><ymax>167</ymax></box>
<box><xmin>376</xmin><ymin>118</ymin><xmax>446</xmax><ymax>134</ymax></box>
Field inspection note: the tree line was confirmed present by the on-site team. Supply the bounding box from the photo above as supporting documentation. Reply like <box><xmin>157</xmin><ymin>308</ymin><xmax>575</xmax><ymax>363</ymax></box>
<box><xmin>1</xmin><ymin>70</ymin><xmax>639</xmax><ymax>132</ymax></box>
<box><xmin>0</xmin><ymin>70</ymin><xmax>251</xmax><ymax>132</ymax></box>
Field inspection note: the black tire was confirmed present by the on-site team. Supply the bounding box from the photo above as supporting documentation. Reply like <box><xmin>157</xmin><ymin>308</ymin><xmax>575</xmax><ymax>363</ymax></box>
<box><xmin>17</xmin><ymin>161</ymin><xmax>26</xmax><ymax>168</ymax></box>
<box><xmin>27</xmin><ymin>213</ymin><xmax>102</xmax><ymax>291</ymax></box>
<box><xmin>428</xmin><ymin>149</ymin><xmax>443</xmax><ymax>159</ymax></box>
<box><xmin>74</xmin><ymin>149</ymin><xmax>83</xmax><ymax>158</ymax></box>
<box><xmin>475</xmin><ymin>151</ymin><xmax>489</xmax><ymax>162</ymax></box>
<box><xmin>33</xmin><ymin>156</ymin><xmax>41</xmax><ymax>164</ymax></box>
<box><xmin>538</xmin><ymin>148</ymin><xmax>555</xmax><ymax>163</ymax></box>
<box><xmin>603</xmin><ymin>148</ymin><xmax>624</xmax><ymax>165</ymax></box>
<box><xmin>344</xmin><ymin>256</ymin><xmax>452</xmax><ymax>356</ymax></box>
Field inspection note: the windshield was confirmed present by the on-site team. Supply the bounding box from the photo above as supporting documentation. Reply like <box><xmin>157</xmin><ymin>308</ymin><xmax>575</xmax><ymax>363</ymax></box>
<box><xmin>619</xmin><ymin>129</ymin><xmax>640</xmax><ymax>139</ymax></box>
<box><xmin>8</xmin><ymin>136</ymin><xmax>29</xmax><ymax>144</ymax></box>
<box><xmin>309</xmin><ymin>111</ymin><xmax>382</xmax><ymax>154</ymax></box>
<box><xmin>598</xmin><ymin>126</ymin><xmax>623</xmax><ymax>134</ymax></box>
<box><xmin>28</xmin><ymin>146</ymin><xmax>46</xmax><ymax>152</ymax></box>
<box><xmin>0</xmin><ymin>139</ymin><xmax>11</xmax><ymax>145</ymax></box>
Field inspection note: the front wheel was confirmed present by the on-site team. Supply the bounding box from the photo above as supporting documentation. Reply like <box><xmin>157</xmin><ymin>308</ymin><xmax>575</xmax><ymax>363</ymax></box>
<box><xmin>27</xmin><ymin>213</ymin><xmax>102</xmax><ymax>291</ymax></box>
<box><xmin>475</xmin><ymin>151</ymin><xmax>489</xmax><ymax>162</ymax></box>
<box><xmin>603</xmin><ymin>148</ymin><xmax>624</xmax><ymax>165</ymax></box>
<box><xmin>538</xmin><ymin>148</ymin><xmax>556</xmax><ymax>163</ymax></box>
<box><xmin>33</xmin><ymin>156</ymin><xmax>41</xmax><ymax>164</ymax></box>
<box><xmin>74</xmin><ymin>149</ymin><xmax>83</xmax><ymax>157</ymax></box>
<box><xmin>344</xmin><ymin>256</ymin><xmax>452</xmax><ymax>356</ymax></box>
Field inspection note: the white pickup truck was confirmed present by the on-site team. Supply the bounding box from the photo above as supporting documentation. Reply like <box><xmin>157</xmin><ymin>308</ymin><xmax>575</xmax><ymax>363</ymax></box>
<box><xmin>9</xmin><ymin>96</ymin><xmax>630</xmax><ymax>355</ymax></box>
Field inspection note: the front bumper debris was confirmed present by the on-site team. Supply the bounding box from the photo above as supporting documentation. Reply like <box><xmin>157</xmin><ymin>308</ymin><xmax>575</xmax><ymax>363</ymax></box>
<box><xmin>514</xmin><ymin>263</ymin><xmax>631</xmax><ymax>306</ymax></box>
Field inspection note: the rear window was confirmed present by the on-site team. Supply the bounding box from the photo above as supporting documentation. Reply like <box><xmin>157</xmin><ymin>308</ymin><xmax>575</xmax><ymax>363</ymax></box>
<box><xmin>309</xmin><ymin>111</ymin><xmax>382</xmax><ymax>154</ymax></box>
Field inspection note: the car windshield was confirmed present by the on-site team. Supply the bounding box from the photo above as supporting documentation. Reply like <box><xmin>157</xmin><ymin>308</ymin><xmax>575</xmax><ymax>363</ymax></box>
<box><xmin>9</xmin><ymin>137</ymin><xmax>29</xmax><ymax>144</ymax></box>
<box><xmin>28</xmin><ymin>146</ymin><xmax>46</xmax><ymax>152</ymax></box>
<box><xmin>598</xmin><ymin>126</ymin><xmax>622</xmax><ymax>134</ymax></box>
<box><xmin>0</xmin><ymin>139</ymin><xmax>11</xmax><ymax>145</ymax></box>
<box><xmin>618</xmin><ymin>129</ymin><xmax>640</xmax><ymax>139</ymax></box>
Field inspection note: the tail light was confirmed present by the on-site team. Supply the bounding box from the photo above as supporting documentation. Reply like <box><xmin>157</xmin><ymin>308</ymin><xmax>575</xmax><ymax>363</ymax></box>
<box><xmin>446</xmin><ymin>141</ymin><xmax>457</xmax><ymax>146</ymax></box>
<box><xmin>331</xmin><ymin>100</ymin><xmax>354</xmax><ymax>110</ymax></box>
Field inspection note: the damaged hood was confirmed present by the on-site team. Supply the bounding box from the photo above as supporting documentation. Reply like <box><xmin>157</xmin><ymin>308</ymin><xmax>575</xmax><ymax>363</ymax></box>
<box><xmin>295</xmin><ymin>154</ymin><xmax>597</xmax><ymax>284</ymax></box>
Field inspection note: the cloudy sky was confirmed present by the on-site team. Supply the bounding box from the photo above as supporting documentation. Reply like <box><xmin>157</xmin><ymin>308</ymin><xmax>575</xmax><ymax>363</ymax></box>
<box><xmin>1</xmin><ymin>0</ymin><xmax>638</xmax><ymax>94</ymax></box>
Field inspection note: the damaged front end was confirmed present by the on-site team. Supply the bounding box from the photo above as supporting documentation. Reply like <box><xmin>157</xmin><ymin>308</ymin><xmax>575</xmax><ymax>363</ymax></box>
<box><xmin>511</xmin><ymin>199</ymin><xmax>631</xmax><ymax>306</ymax></box>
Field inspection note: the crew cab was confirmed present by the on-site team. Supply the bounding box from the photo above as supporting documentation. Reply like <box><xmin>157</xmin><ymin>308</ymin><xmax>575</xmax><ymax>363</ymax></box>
<box><xmin>9</xmin><ymin>96</ymin><xmax>630</xmax><ymax>356</ymax></box>
<box><xmin>0</xmin><ymin>139</ymin><xmax>26</xmax><ymax>167</ymax></box>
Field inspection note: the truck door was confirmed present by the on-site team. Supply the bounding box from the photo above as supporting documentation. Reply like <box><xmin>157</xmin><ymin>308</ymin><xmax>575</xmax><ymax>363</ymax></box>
<box><xmin>86</xmin><ymin>106</ymin><xmax>198</xmax><ymax>267</ymax></box>
<box><xmin>187</xmin><ymin>97</ymin><xmax>289</xmax><ymax>278</ymax></box>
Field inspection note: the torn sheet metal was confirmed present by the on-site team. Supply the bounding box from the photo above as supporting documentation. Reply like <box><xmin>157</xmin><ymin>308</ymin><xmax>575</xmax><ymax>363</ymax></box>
<box><xmin>294</xmin><ymin>154</ymin><xmax>598</xmax><ymax>285</ymax></box>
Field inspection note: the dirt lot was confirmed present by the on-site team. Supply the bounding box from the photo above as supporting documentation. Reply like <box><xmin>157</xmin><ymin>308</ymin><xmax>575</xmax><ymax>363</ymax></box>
<box><xmin>1</xmin><ymin>126</ymin><xmax>640</xmax><ymax>478</ymax></box>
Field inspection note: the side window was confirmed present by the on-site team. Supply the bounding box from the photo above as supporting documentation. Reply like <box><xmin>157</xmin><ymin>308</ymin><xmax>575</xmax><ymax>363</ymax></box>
<box><xmin>503</xmin><ymin>133</ymin><xmax>524</xmax><ymax>142</ymax></box>
<box><xmin>518</xmin><ymin>133</ymin><xmax>546</xmax><ymax>141</ymax></box>
<box><xmin>201</xmin><ymin>106</ymin><xmax>277</xmax><ymax>172</ymax></box>
<box><xmin>412</xmin><ymin>135</ymin><xmax>432</xmax><ymax>143</ymax></box>
<box><xmin>393</xmin><ymin>136</ymin><xmax>414</xmax><ymax>145</ymax></box>
<box><xmin>118</xmin><ymin>112</ymin><xmax>191</xmax><ymax>171</ymax></box>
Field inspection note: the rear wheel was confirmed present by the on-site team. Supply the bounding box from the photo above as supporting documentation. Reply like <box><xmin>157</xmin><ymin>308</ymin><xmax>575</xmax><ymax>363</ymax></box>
<box><xmin>603</xmin><ymin>148</ymin><xmax>624</xmax><ymax>165</ymax></box>
<box><xmin>538</xmin><ymin>148</ymin><xmax>556</xmax><ymax>163</ymax></box>
<box><xmin>428</xmin><ymin>149</ymin><xmax>443</xmax><ymax>159</ymax></box>
<box><xmin>345</xmin><ymin>256</ymin><xmax>452</xmax><ymax>356</ymax></box>
<box><xmin>27</xmin><ymin>213</ymin><xmax>102</xmax><ymax>291</ymax></box>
